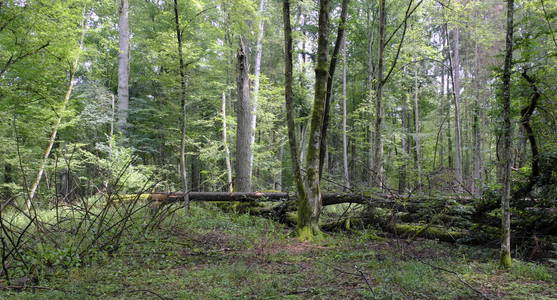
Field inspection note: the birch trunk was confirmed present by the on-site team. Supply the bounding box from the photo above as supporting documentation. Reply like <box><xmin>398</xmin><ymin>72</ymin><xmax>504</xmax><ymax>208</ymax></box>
<box><xmin>342</xmin><ymin>38</ymin><xmax>350</xmax><ymax>189</ymax></box>
<box><xmin>250</xmin><ymin>0</ymin><xmax>267</xmax><ymax>178</ymax></box>
<box><xmin>222</xmin><ymin>92</ymin><xmax>233</xmax><ymax>192</ymax></box>
<box><xmin>117</xmin><ymin>0</ymin><xmax>129</xmax><ymax>133</ymax></box>
<box><xmin>366</xmin><ymin>3</ymin><xmax>374</xmax><ymax>180</ymax></box>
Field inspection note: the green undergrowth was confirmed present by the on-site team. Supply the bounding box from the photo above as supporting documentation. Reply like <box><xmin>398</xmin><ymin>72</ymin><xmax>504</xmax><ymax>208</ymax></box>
<box><xmin>1</xmin><ymin>204</ymin><xmax>556</xmax><ymax>299</ymax></box>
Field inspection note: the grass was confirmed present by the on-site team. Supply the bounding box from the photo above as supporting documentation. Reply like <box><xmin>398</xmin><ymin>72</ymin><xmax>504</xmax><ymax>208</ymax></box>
<box><xmin>0</xmin><ymin>204</ymin><xmax>556</xmax><ymax>299</ymax></box>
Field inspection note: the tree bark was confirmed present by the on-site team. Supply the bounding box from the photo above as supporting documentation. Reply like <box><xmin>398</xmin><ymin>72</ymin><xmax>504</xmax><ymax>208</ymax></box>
<box><xmin>450</xmin><ymin>27</ymin><xmax>464</xmax><ymax>189</ymax></box>
<box><xmin>235</xmin><ymin>37</ymin><xmax>253</xmax><ymax>192</ymax></box>
<box><xmin>413</xmin><ymin>61</ymin><xmax>422</xmax><ymax>192</ymax></box>
<box><xmin>117</xmin><ymin>0</ymin><xmax>130</xmax><ymax>133</ymax></box>
<box><xmin>442</xmin><ymin>24</ymin><xmax>454</xmax><ymax>170</ymax></box>
<box><xmin>173</xmin><ymin>0</ymin><xmax>189</xmax><ymax>206</ymax></box>
<box><xmin>366</xmin><ymin>2</ymin><xmax>375</xmax><ymax>180</ymax></box>
<box><xmin>250</xmin><ymin>0</ymin><xmax>267</xmax><ymax>180</ymax></box>
<box><xmin>174</xmin><ymin>0</ymin><xmax>189</xmax><ymax>207</ymax></box>
<box><xmin>222</xmin><ymin>92</ymin><xmax>233</xmax><ymax>192</ymax></box>
<box><xmin>371</xmin><ymin>0</ymin><xmax>386</xmax><ymax>188</ymax></box>
<box><xmin>499</xmin><ymin>0</ymin><xmax>514</xmax><ymax>269</ymax></box>
<box><xmin>342</xmin><ymin>38</ymin><xmax>350</xmax><ymax>190</ymax></box>
<box><xmin>399</xmin><ymin>90</ymin><xmax>408</xmax><ymax>193</ymax></box>
<box><xmin>301</xmin><ymin>0</ymin><xmax>330</xmax><ymax>239</ymax></box>
<box><xmin>318</xmin><ymin>0</ymin><xmax>350</xmax><ymax>178</ymax></box>
<box><xmin>472</xmin><ymin>39</ymin><xmax>483</xmax><ymax>197</ymax></box>
<box><xmin>283</xmin><ymin>0</ymin><xmax>308</xmax><ymax>237</ymax></box>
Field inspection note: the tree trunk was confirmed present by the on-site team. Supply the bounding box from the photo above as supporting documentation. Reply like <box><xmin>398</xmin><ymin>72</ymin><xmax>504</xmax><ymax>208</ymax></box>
<box><xmin>318</xmin><ymin>0</ymin><xmax>350</xmax><ymax>178</ymax></box>
<box><xmin>117</xmin><ymin>0</ymin><xmax>130</xmax><ymax>133</ymax></box>
<box><xmin>399</xmin><ymin>92</ymin><xmax>408</xmax><ymax>194</ymax></box>
<box><xmin>275</xmin><ymin>144</ymin><xmax>283</xmax><ymax>191</ymax></box>
<box><xmin>443</xmin><ymin>24</ymin><xmax>454</xmax><ymax>170</ymax></box>
<box><xmin>472</xmin><ymin>39</ymin><xmax>483</xmax><ymax>197</ymax></box>
<box><xmin>366</xmin><ymin>3</ymin><xmax>375</xmax><ymax>180</ymax></box>
<box><xmin>173</xmin><ymin>0</ymin><xmax>189</xmax><ymax>206</ymax></box>
<box><xmin>250</xmin><ymin>0</ymin><xmax>267</xmax><ymax>180</ymax></box>
<box><xmin>342</xmin><ymin>38</ymin><xmax>350</xmax><ymax>190</ymax></box>
<box><xmin>500</xmin><ymin>0</ymin><xmax>514</xmax><ymax>269</ymax></box>
<box><xmin>191</xmin><ymin>155</ymin><xmax>200</xmax><ymax>192</ymax></box>
<box><xmin>235</xmin><ymin>37</ymin><xmax>253</xmax><ymax>192</ymax></box>
<box><xmin>27</xmin><ymin>15</ymin><xmax>88</xmax><ymax>208</ymax></box>
<box><xmin>438</xmin><ymin>60</ymin><xmax>446</xmax><ymax>169</ymax></box>
<box><xmin>371</xmin><ymin>0</ymin><xmax>386</xmax><ymax>188</ymax></box>
<box><xmin>301</xmin><ymin>0</ymin><xmax>330</xmax><ymax>239</ymax></box>
<box><xmin>222</xmin><ymin>92</ymin><xmax>233</xmax><ymax>192</ymax></box>
<box><xmin>282</xmin><ymin>0</ymin><xmax>308</xmax><ymax>236</ymax></box>
<box><xmin>450</xmin><ymin>27</ymin><xmax>464</xmax><ymax>189</ymax></box>
<box><xmin>413</xmin><ymin>61</ymin><xmax>422</xmax><ymax>192</ymax></box>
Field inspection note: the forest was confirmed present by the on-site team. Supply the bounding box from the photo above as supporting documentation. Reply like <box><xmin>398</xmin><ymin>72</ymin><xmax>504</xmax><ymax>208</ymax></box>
<box><xmin>0</xmin><ymin>0</ymin><xmax>556</xmax><ymax>298</ymax></box>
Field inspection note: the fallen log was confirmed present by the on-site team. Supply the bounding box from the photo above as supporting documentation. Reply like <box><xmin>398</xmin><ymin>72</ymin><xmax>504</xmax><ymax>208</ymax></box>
<box><xmin>148</xmin><ymin>192</ymin><xmax>406</xmax><ymax>206</ymax></box>
<box><xmin>149</xmin><ymin>192</ymin><xmax>289</xmax><ymax>202</ymax></box>
<box><xmin>146</xmin><ymin>192</ymin><xmax>474</xmax><ymax>205</ymax></box>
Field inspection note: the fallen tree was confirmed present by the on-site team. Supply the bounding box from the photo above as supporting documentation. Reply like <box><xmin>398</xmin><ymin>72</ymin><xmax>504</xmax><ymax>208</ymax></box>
<box><xmin>130</xmin><ymin>191</ymin><xmax>556</xmax><ymax>255</ymax></box>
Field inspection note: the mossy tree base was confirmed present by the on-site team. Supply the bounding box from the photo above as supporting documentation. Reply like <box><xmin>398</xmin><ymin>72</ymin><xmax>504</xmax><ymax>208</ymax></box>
<box><xmin>297</xmin><ymin>224</ymin><xmax>323</xmax><ymax>241</ymax></box>
<box><xmin>500</xmin><ymin>250</ymin><xmax>512</xmax><ymax>268</ymax></box>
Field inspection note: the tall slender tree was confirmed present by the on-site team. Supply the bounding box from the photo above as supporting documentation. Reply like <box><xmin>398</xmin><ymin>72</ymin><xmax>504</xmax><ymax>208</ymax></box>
<box><xmin>342</xmin><ymin>37</ymin><xmax>350</xmax><ymax>189</ymax></box>
<box><xmin>222</xmin><ymin>92</ymin><xmax>233</xmax><ymax>192</ymax></box>
<box><xmin>450</xmin><ymin>26</ymin><xmax>464</xmax><ymax>189</ymax></box>
<box><xmin>173</xmin><ymin>0</ymin><xmax>189</xmax><ymax>205</ymax></box>
<box><xmin>302</xmin><ymin>0</ymin><xmax>330</xmax><ymax>238</ymax></box>
<box><xmin>413</xmin><ymin>61</ymin><xmax>422</xmax><ymax>192</ymax></box>
<box><xmin>283</xmin><ymin>0</ymin><xmax>307</xmax><ymax>237</ymax></box>
<box><xmin>371</xmin><ymin>0</ymin><xmax>386</xmax><ymax>188</ymax></box>
<box><xmin>499</xmin><ymin>0</ymin><xmax>514</xmax><ymax>269</ymax></box>
<box><xmin>235</xmin><ymin>37</ymin><xmax>253</xmax><ymax>192</ymax></box>
<box><xmin>250</xmin><ymin>0</ymin><xmax>267</xmax><ymax>175</ymax></box>
<box><xmin>117</xmin><ymin>0</ymin><xmax>130</xmax><ymax>133</ymax></box>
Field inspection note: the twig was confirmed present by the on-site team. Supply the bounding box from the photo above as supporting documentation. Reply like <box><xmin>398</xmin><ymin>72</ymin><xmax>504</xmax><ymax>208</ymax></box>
<box><xmin>127</xmin><ymin>289</ymin><xmax>172</xmax><ymax>300</ymax></box>
<box><xmin>317</xmin><ymin>261</ymin><xmax>375</xmax><ymax>296</ymax></box>
<box><xmin>405</xmin><ymin>253</ymin><xmax>491</xmax><ymax>299</ymax></box>
<box><xmin>354</xmin><ymin>265</ymin><xmax>375</xmax><ymax>297</ymax></box>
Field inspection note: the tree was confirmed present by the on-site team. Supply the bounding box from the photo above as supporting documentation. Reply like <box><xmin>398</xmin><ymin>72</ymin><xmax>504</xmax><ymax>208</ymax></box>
<box><xmin>282</xmin><ymin>0</ymin><xmax>307</xmax><ymax>237</ymax></box>
<box><xmin>222</xmin><ymin>92</ymin><xmax>233</xmax><ymax>192</ymax></box>
<box><xmin>173</xmin><ymin>0</ymin><xmax>189</xmax><ymax>204</ymax></box>
<box><xmin>117</xmin><ymin>0</ymin><xmax>130</xmax><ymax>133</ymax></box>
<box><xmin>319</xmin><ymin>0</ymin><xmax>350</xmax><ymax>178</ymax></box>
<box><xmin>371</xmin><ymin>0</ymin><xmax>386</xmax><ymax>188</ymax></box>
<box><xmin>499</xmin><ymin>0</ymin><xmax>514</xmax><ymax>269</ymax></box>
<box><xmin>251</xmin><ymin>0</ymin><xmax>267</xmax><ymax>178</ymax></box>
<box><xmin>342</xmin><ymin>37</ymin><xmax>350</xmax><ymax>189</ymax></box>
<box><xmin>449</xmin><ymin>26</ymin><xmax>464</xmax><ymax>190</ymax></box>
<box><xmin>235</xmin><ymin>36</ymin><xmax>253</xmax><ymax>192</ymax></box>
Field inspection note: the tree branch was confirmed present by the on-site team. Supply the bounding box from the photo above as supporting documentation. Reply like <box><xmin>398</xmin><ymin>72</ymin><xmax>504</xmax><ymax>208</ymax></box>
<box><xmin>383</xmin><ymin>0</ymin><xmax>424</xmax><ymax>85</ymax></box>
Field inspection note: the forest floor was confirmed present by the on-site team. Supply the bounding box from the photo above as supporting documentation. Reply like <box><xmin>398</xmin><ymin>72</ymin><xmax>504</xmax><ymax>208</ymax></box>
<box><xmin>0</xmin><ymin>204</ymin><xmax>556</xmax><ymax>299</ymax></box>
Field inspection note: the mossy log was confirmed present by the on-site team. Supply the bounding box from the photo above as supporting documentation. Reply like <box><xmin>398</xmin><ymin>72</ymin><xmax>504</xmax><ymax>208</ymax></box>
<box><xmin>131</xmin><ymin>192</ymin><xmax>556</xmax><ymax>241</ymax></box>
